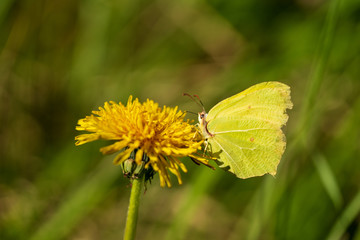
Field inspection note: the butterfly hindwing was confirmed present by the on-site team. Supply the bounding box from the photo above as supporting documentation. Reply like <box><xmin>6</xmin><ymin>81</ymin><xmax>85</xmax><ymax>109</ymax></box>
<box><xmin>205</xmin><ymin>82</ymin><xmax>292</xmax><ymax>178</ymax></box>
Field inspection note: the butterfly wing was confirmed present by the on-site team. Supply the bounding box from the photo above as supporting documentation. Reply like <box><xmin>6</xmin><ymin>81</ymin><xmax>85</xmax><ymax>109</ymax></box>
<box><xmin>206</xmin><ymin>82</ymin><xmax>292</xmax><ymax>178</ymax></box>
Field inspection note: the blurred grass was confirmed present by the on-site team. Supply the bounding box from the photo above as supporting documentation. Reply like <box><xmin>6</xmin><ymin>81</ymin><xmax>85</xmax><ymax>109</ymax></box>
<box><xmin>1</xmin><ymin>0</ymin><xmax>360</xmax><ymax>239</ymax></box>
<box><xmin>30</xmin><ymin>157</ymin><xmax>122</xmax><ymax>240</ymax></box>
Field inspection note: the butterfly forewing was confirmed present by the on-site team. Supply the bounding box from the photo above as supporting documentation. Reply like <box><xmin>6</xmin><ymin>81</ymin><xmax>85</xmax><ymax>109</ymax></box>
<box><xmin>207</xmin><ymin>82</ymin><xmax>292</xmax><ymax>120</ymax></box>
<box><xmin>205</xmin><ymin>82</ymin><xmax>292</xmax><ymax>178</ymax></box>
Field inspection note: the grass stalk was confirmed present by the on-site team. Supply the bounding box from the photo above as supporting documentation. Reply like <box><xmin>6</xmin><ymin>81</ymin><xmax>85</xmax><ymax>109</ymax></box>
<box><xmin>326</xmin><ymin>190</ymin><xmax>360</xmax><ymax>240</ymax></box>
<box><xmin>29</xmin><ymin>159</ymin><xmax>120</xmax><ymax>240</ymax></box>
<box><xmin>296</xmin><ymin>0</ymin><xmax>341</xmax><ymax>141</ymax></box>
<box><xmin>165</xmin><ymin>168</ymin><xmax>220</xmax><ymax>240</ymax></box>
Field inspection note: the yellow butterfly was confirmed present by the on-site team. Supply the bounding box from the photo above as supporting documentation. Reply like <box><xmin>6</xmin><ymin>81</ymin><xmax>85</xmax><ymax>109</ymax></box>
<box><xmin>197</xmin><ymin>82</ymin><xmax>293</xmax><ymax>178</ymax></box>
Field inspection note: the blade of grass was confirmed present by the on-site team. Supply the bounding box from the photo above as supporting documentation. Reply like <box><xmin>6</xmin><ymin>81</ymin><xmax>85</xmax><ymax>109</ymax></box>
<box><xmin>164</xmin><ymin>167</ymin><xmax>220</xmax><ymax>240</ymax></box>
<box><xmin>312</xmin><ymin>152</ymin><xmax>343</xmax><ymax>209</ymax></box>
<box><xmin>326</xmin><ymin>190</ymin><xmax>360</xmax><ymax>240</ymax></box>
<box><xmin>294</xmin><ymin>0</ymin><xmax>342</xmax><ymax>144</ymax></box>
<box><xmin>29</xmin><ymin>157</ymin><xmax>121</xmax><ymax>240</ymax></box>
<box><xmin>0</xmin><ymin>0</ymin><xmax>13</xmax><ymax>27</ymax></box>
<box><xmin>227</xmin><ymin>177</ymin><xmax>276</xmax><ymax>240</ymax></box>
<box><xmin>69</xmin><ymin>0</ymin><xmax>111</xmax><ymax>106</ymax></box>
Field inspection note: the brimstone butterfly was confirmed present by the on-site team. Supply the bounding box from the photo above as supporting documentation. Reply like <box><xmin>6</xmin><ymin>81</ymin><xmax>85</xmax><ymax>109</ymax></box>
<box><xmin>198</xmin><ymin>81</ymin><xmax>293</xmax><ymax>178</ymax></box>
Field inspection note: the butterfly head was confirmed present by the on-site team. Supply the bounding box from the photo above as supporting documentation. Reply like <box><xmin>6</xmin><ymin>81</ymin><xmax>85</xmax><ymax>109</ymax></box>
<box><xmin>198</xmin><ymin>110</ymin><xmax>214</xmax><ymax>138</ymax></box>
<box><xmin>183</xmin><ymin>93</ymin><xmax>213</xmax><ymax>138</ymax></box>
<box><xmin>198</xmin><ymin>111</ymin><xmax>208</xmax><ymax>124</ymax></box>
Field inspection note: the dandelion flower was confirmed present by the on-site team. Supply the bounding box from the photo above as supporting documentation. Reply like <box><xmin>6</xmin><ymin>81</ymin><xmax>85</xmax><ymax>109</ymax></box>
<box><xmin>75</xmin><ymin>96</ymin><xmax>211</xmax><ymax>187</ymax></box>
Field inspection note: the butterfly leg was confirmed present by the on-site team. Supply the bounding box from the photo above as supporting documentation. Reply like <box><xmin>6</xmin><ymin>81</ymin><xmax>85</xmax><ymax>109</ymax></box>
<box><xmin>192</xmin><ymin>123</ymin><xmax>201</xmax><ymax>139</ymax></box>
<box><xmin>203</xmin><ymin>139</ymin><xmax>209</xmax><ymax>153</ymax></box>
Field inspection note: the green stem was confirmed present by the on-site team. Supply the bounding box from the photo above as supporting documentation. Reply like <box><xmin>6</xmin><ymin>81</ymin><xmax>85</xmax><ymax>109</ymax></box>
<box><xmin>124</xmin><ymin>177</ymin><xmax>143</xmax><ymax>240</ymax></box>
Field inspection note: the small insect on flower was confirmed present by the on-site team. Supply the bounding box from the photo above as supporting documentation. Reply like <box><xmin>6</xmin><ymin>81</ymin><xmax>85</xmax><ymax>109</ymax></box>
<box><xmin>75</xmin><ymin>96</ymin><xmax>212</xmax><ymax>187</ymax></box>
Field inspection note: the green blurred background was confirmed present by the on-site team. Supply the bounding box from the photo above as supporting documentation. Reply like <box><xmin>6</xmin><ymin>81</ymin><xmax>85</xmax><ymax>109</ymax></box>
<box><xmin>1</xmin><ymin>0</ymin><xmax>359</xmax><ymax>239</ymax></box>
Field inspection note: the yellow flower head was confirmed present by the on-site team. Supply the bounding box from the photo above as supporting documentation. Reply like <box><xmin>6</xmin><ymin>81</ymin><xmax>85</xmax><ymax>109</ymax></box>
<box><xmin>75</xmin><ymin>96</ymin><xmax>210</xmax><ymax>187</ymax></box>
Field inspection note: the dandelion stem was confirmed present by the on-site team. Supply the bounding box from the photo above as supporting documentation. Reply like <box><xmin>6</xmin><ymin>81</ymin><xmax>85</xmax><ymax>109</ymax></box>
<box><xmin>124</xmin><ymin>176</ymin><xmax>143</xmax><ymax>240</ymax></box>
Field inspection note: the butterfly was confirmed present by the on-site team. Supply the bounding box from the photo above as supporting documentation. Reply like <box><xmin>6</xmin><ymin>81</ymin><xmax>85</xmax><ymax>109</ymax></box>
<box><xmin>197</xmin><ymin>81</ymin><xmax>293</xmax><ymax>178</ymax></box>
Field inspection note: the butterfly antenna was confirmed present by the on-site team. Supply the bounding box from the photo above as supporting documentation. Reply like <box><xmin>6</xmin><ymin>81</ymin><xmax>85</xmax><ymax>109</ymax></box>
<box><xmin>183</xmin><ymin>93</ymin><xmax>204</xmax><ymax>110</ymax></box>
<box><xmin>193</xmin><ymin>94</ymin><xmax>205</xmax><ymax>112</ymax></box>
<box><xmin>185</xmin><ymin>110</ymin><xmax>197</xmax><ymax>116</ymax></box>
